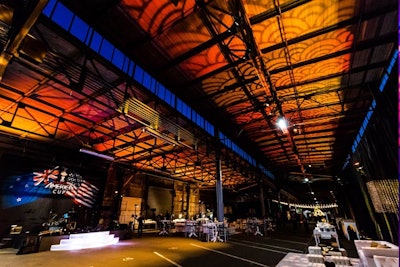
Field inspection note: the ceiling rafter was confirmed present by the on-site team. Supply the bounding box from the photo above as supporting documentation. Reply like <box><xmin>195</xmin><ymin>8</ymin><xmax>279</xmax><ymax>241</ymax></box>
<box><xmin>196</xmin><ymin>0</ymin><xmax>293</xmax><ymax>165</ymax></box>
<box><xmin>227</xmin><ymin>0</ymin><xmax>306</xmax><ymax>173</ymax></box>
<box><xmin>201</xmin><ymin>31</ymin><xmax>395</xmax><ymax>102</ymax></box>
<box><xmin>0</xmin><ymin>0</ymin><xmax>395</xmax><ymax>203</ymax></box>
<box><xmin>260</xmin><ymin>5</ymin><xmax>396</xmax><ymax>54</ymax></box>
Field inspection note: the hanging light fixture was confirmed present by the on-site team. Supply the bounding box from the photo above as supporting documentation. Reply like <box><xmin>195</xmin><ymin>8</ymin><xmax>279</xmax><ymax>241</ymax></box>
<box><xmin>79</xmin><ymin>148</ymin><xmax>114</xmax><ymax>161</ymax></box>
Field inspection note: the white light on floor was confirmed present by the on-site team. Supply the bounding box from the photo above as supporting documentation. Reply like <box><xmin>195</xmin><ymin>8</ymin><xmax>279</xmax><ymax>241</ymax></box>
<box><xmin>50</xmin><ymin>231</ymin><xmax>119</xmax><ymax>251</ymax></box>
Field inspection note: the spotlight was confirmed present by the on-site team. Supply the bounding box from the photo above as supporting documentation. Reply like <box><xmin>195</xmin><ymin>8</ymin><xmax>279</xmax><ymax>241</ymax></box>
<box><xmin>277</xmin><ymin>117</ymin><xmax>288</xmax><ymax>134</ymax></box>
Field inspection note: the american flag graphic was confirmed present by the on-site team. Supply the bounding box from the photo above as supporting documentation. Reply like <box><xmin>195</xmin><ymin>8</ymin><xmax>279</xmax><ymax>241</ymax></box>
<box><xmin>64</xmin><ymin>180</ymin><xmax>99</xmax><ymax>208</ymax></box>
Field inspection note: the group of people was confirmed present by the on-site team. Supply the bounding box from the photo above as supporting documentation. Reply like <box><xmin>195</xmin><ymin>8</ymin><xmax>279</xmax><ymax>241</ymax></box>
<box><xmin>275</xmin><ymin>210</ymin><xmax>310</xmax><ymax>233</ymax></box>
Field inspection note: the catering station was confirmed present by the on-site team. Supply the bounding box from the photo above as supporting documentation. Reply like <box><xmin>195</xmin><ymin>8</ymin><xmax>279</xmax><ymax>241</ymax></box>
<box><xmin>313</xmin><ymin>220</ymin><xmax>340</xmax><ymax>248</ymax></box>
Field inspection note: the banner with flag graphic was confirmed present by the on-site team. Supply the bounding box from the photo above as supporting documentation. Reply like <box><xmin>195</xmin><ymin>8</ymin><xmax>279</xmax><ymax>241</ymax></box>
<box><xmin>2</xmin><ymin>165</ymin><xmax>100</xmax><ymax>209</ymax></box>
<box><xmin>31</xmin><ymin>166</ymin><xmax>100</xmax><ymax>208</ymax></box>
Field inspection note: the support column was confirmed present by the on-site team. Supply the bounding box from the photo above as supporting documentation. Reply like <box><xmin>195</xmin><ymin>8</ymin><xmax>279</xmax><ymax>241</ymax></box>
<box><xmin>186</xmin><ymin>183</ymin><xmax>191</xmax><ymax>219</ymax></box>
<box><xmin>215</xmin><ymin>129</ymin><xmax>224</xmax><ymax>222</ymax></box>
<box><xmin>101</xmin><ymin>163</ymin><xmax>121</xmax><ymax>228</ymax></box>
<box><xmin>259</xmin><ymin>182</ymin><xmax>266</xmax><ymax>218</ymax></box>
<box><xmin>171</xmin><ymin>182</ymin><xmax>175</xmax><ymax>217</ymax></box>
<box><xmin>278</xmin><ymin>191</ymin><xmax>282</xmax><ymax>212</ymax></box>
<box><xmin>259</xmin><ymin>181</ymin><xmax>266</xmax><ymax>233</ymax></box>
<box><xmin>215</xmin><ymin>158</ymin><xmax>224</xmax><ymax>222</ymax></box>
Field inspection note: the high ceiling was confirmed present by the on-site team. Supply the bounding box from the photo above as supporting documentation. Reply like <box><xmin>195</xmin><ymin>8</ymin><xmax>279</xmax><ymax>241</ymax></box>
<box><xmin>0</xmin><ymin>0</ymin><xmax>397</xmax><ymax>204</ymax></box>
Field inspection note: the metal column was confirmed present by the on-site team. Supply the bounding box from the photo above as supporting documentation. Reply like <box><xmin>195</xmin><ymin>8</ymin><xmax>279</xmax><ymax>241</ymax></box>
<box><xmin>215</xmin><ymin>158</ymin><xmax>224</xmax><ymax>222</ymax></box>
<box><xmin>259</xmin><ymin>181</ymin><xmax>266</xmax><ymax>233</ymax></box>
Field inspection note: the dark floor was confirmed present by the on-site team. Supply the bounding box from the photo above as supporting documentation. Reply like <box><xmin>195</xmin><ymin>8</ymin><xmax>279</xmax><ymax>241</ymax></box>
<box><xmin>0</xmin><ymin>223</ymin><xmax>359</xmax><ymax>267</ymax></box>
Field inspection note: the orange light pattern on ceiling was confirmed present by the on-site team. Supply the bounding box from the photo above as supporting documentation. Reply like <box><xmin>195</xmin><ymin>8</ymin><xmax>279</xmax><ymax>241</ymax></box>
<box><xmin>101</xmin><ymin>0</ymin><xmax>354</xmax><ymax>173</ymax></box>
<box><xmin>122</xmin><ymin>0</ymin><xmax>250</xmax><ymax>79</ymax></box>
<box><xmin>248</xmin><ymin>0</ymin><xmax>358</xmax><ymax>42</ymax></box>
<box><xmin>179</xmin><ymin>45</ymin><xmax>229</xmax><ymax>78</ymax></box>
<box><xmin>120</xmin><ymin>0</ymin><xmax>197</xmax><ymax>38</ymax></box>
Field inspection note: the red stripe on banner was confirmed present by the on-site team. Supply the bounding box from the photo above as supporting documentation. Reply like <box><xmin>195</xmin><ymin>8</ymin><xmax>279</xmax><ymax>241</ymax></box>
<box><xmin>64</xmin><ymin>180</ymin><xmax>98</xmax><ymax>208</ymax></box>
<box><xmin>65</xmin><ymin>190</ymin><xmax>94</xmax><ymax>207</ymax></box>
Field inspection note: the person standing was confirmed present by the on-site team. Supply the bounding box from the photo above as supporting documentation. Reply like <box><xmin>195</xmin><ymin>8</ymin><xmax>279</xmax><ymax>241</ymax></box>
<box><xmin>291</xmin><ymin>211</ymin><xmax>298</xmax><ymax>231</ymax></box>
<box><xmin>137</xmin><ymin>213</ymin><xmax>144</xmax><ymax>237</ymax></box>
<box><xmin>303</xmin><ymin>215</ymin><xmax>309</xmax><ymax>233</ymax></box>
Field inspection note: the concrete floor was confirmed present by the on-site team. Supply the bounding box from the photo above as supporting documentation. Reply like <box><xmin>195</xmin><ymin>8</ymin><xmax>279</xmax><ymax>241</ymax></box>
<box><xmin>0</xmin><ymin>225</ymin><xmax>359</xmax><ymax>267</ymax></box>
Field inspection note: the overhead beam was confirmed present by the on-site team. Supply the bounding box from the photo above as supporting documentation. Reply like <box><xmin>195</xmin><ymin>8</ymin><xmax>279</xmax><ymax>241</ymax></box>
<box><xmin>261</xmin><ymin>5</ymin><xmax>397</xmax><ymax>54</ymax></box>
<box><xmin>204</xmin><ymin>31</ymin><xmax>395</xmax><ymax>101</ymax></box>
<box><xmin>157</xmin><ymin>0</ymin><xmax>307</xmax><ymax>73</ymax></box>
<box><xmin>180</xmin><ymin>8</ymin><xmax>396</xmax><ymax>95</ymax></box>
<box><xmin>0</xmin><ymin>0</ymin><xmax>49</xmax><ymax>80</ymax></box>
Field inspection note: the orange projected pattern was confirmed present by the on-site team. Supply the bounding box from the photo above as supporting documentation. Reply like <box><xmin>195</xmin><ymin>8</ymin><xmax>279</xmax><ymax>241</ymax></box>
<box><xmin>0</xmin><ymin>0</ymin><xmax>395</xmax><ymax>194</ymax></box>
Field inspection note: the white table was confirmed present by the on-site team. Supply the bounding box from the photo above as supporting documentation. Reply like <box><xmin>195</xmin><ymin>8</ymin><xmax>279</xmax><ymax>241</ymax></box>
<box><xmin>159</xmin><ymin>220</ymin><xmax>171</xmax><ymax>235</ymax></box>
<box><xmin>265</xmin><ymin>218</ymin><xmax>275</xmax><ymax>232</ymax></box>
<box><xmin>276</xmin><ymin>252</ymin><xmax>361</xmax><ymax>267</ymax></box>
<box><xmin>313</xmin><ymin>223</ymin><xmax>340</xmax><ymax>248</ymax></box>
<box><xmin>245</xmin><ymin>218</ymin><xmax>264</xmax><ymax>236</ymax></box>
<box><xmin>203</xmin><ymin>222</ymin><xmax>224</xmax><ymax>242</ymax></box>
<box><xmin>173</xmin><ymin>219</ymin><xmax>186</xmax><ymax>233</ymax></box>
<box><xmin>185</xmin><ymin>220</ymin><xmax>198</xmax><ymax>238</ymax></box>
<box><xmin>374</xmin><ymin>255</ymin><xmax>399</xmax><ymax>267</ymax></box>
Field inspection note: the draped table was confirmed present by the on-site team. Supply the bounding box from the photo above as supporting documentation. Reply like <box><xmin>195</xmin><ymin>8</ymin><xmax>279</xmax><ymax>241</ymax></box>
<box><xmin>313</xmin><ymin>222</ymin><xmax>340</xmax><ymax>248</ymax></box>
<box><xmin>159</xmin><ymin>220</ymin><xmax>171</xmax><ymax>236</ymax></box>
